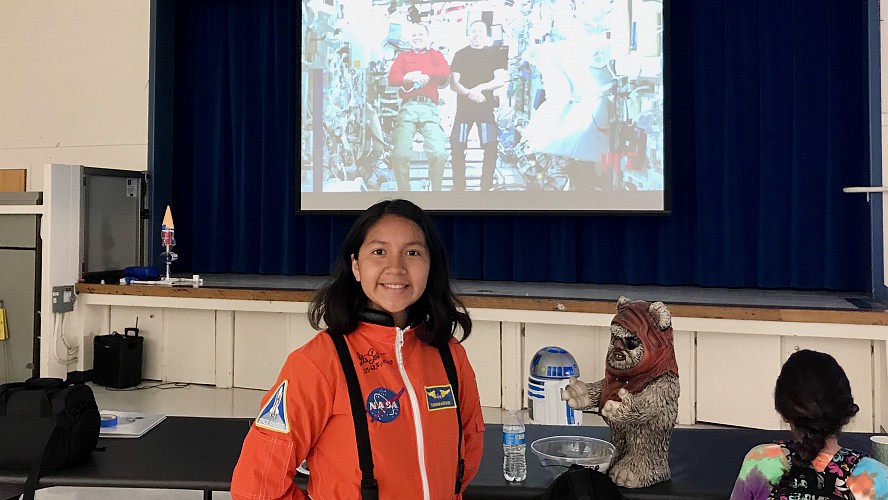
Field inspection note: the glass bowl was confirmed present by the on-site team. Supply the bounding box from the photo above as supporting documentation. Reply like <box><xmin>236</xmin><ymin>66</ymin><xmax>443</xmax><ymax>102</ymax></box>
<box><xmin>530</xmin><ymin>435</ymin><xmax>615</xmax><ymax>476</ymax></box>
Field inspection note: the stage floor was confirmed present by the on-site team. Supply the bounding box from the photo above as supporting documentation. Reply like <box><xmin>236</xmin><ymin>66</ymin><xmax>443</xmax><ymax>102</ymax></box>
<box><xmin>194</xmin><ymin>274</ymin><xmax>885</xmax><ymax>311</ymax></box>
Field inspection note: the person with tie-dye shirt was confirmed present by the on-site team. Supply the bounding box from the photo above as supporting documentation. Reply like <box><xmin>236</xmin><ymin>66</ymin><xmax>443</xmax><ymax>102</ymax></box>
<box><xmin>731</xmin><ymin>350</ymin><xmax>888</xmax><ymax>500</ymax></box>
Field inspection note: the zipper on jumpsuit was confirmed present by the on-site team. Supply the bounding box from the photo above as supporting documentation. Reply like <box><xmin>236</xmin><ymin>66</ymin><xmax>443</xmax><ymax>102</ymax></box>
<box><xmin>395</xmin><ymin>327</ymin><xmax>431</xmax><ymax>500</ymax></box>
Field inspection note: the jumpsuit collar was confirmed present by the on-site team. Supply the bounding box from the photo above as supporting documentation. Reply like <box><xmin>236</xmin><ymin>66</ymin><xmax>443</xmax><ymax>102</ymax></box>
<box><xmin>356</xmin><ymin>307</ymin><xmax>424</xmax><ymax>345</ymax></box>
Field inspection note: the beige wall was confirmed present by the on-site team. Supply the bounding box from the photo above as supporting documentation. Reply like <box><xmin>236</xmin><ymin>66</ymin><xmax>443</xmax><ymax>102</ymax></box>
<box><xmin>0</xmin><ymin>0</ymin><xmax>150</xmax><ymax>190</ymax></box>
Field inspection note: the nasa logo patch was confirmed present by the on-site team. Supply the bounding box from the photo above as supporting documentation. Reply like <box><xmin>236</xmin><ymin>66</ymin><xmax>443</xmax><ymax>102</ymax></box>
<box><xmin>365</xmin><ymin>387</ymin><xmax>404</xmax><ymax>423</ymax></box>
<box><xmin>255</xmin><ymin>380</ymin><xmax>289</xmax><ymax>433</ymax></box>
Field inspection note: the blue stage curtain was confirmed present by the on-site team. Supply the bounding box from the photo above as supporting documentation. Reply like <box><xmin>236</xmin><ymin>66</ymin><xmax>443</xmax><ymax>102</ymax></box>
<box><xmin>170</xmin><ymin>0</ymin><xmax>871</xmax><ymax>290</ymax></box>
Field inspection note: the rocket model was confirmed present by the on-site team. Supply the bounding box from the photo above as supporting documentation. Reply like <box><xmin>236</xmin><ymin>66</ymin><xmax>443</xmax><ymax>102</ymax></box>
<box><xmin>161</xmin><ymin>205</ymin><xmax>175</xmax><ymax>246</ymax></box>
<box><xmin>159</xmin><ymin>205</ymin><xmax>178</xmax><ymax>278</ymax></box>
<box><xmin>157</xmin><ymin>205</ymin><xmax>191</xmax><ymax>286</ymax></box>
<box><xmin>121</xmin><ymin>205</ymin><xmax>202</xmax><ymax>287</ymax></box>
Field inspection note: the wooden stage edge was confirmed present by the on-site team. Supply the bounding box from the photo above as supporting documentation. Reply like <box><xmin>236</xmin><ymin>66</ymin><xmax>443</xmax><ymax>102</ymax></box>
<box><xmin>74</xmin><ymin>283</ymin><xmax>888</xmax><ymax>326</ymax></box>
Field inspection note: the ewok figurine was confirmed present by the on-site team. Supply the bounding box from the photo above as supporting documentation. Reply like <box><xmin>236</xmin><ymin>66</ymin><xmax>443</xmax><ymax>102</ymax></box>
<box><xmin>562</xmin><ymin>296</ymin><xmax>679</xmax><ymax>488</ymax></box>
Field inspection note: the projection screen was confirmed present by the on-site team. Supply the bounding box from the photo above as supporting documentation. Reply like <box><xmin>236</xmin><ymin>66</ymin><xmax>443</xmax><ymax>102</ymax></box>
<box><xmin>300</xmin><ymin>0</ymin><xmax>667</xmax><ymax>212</ymax></box>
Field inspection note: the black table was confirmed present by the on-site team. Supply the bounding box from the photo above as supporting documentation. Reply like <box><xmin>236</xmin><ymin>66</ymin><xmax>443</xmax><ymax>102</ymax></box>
<box><xmin>469</xmin><ymin>424</ymin><xmax>875</xmax><ymax>499</ymax></box>
<box><xmin>0</xmin><ymin>417</ymin><xmax>877</xmax><ymax>499</ymax></box>
<box><xmin>0</xmin><ymin>417</ymin><xmax>251</xmax><ymax>500</ymax></box>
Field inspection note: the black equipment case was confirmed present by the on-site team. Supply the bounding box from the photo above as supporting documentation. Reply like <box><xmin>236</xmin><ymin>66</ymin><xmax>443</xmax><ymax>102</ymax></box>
<box><xmin>93</xmin><ymin>327</ymin><xmax>143</xmax><ymax>389</ymax></box>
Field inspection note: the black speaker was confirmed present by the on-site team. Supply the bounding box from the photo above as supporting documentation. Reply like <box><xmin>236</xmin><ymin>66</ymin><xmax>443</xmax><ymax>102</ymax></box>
<box><xmin>93</xmin><ymin>328</ymin><xmax>143</xmax><ymax>389</ymax></box>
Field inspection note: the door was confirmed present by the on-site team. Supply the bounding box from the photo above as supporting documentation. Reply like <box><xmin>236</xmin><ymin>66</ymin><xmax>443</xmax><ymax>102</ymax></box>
<box><xmin>0</xmin><ymin>214</ymin><xmax>40</xmax><ymax>383</ymax></box>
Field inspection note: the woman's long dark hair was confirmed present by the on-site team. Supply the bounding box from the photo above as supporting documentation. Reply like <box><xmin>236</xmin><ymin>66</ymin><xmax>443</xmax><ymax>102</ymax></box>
<box><xmin>774</xmin><ymin>349</ymin><xmax>859</xmax><ymax>464</ymax></box>
<box><xmin>308</xmin><ymin>199</ymin><xmax>471</xmax><ymax>345</ymax></box>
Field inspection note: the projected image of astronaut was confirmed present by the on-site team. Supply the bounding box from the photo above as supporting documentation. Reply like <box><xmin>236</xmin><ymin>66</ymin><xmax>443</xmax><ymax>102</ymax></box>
<box><xmin>387</xmin><ymin>23</ymin><xmax>451</xmax><ymax>191</ymax></box>
<box><xmin>449</xmin><ymin>20</ymin><xmax>508</xmax><ymax>192</ymax></box>
<box><xmin>489</xmin><ymin>0</ymin><xmax>665</xmax><ymax>192</ymax></box>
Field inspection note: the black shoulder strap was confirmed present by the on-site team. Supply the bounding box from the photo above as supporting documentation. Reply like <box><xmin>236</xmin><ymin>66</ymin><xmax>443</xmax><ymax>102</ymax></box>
<box><xmin>21</xmin><ymin>420</ymin><xmax>60</xmax><ymax>500</ymax></box>
<box><xmin>437</xmin><ymin>342</ymin><xmax>465</xmax><ymax>494</ymax></box>
<box><xmin>327</xmin><ymin>331</ymin><xmax>378</xmax><ymax>500</ymax></box>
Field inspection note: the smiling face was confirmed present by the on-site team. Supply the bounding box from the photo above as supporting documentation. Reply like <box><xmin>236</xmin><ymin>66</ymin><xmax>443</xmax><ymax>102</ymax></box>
<box><xmin>351</xmin><ymin>215</ymin><xmax>430</xmax><ymax>328</ymax></box>
<box><xmin>469</xmin><ymin>21</ymin><xmax>489</xmax><ymax>48</ymax></box>
<box><xmin>606</xmin><ymin>322</ymin><xmax>645</xmax><ymax>370</ymax></box>
<box><xmin>407</xmin><ymin>24</ymin><xmax>429</xmax><ymax>52</ymax></box>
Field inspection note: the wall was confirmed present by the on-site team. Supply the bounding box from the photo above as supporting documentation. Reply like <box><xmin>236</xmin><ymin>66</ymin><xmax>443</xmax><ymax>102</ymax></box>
<box><xmin>0</xmin><ymin>0</ymin><xmax>150</xmax><ymax>190</ymax></box>
<box><xmin>40</xmin><ymin>164</ymin><xmax>83</xmax><ymax>378</ymax></box>
<box><xmin>0</xmin><ymin>0</ymin><xmax>150</xmax><ymax>375</ymax></box>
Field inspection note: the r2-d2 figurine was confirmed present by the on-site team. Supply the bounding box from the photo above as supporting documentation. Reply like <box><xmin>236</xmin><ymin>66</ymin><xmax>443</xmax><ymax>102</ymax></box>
<box><xmin>528</xmin><ymin>346</ymin><xmax>583</xmax><ymax>425</ymax></box>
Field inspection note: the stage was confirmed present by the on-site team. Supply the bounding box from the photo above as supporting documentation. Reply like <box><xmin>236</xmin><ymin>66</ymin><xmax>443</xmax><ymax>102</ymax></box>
<box><xmin>72</xmin><ymin>275</ymin><xmax>888</xmax><ymax>433</ymax></box>
<box><xmin>76</xmin><ymin>274</ymin><xmax>888</xmax><ymax>326</ymax></box>
<box><xmin>188</xmin><ymin>274</ymin><xmax>883</xmax><ymax>307</ymax></box>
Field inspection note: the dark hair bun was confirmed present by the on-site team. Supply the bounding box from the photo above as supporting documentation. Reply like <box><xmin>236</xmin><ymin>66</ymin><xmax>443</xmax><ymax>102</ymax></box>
<box><xmin>774</xmin><ymin>349</ymin><xmax>856</xmax><ymax>464</ymax></box>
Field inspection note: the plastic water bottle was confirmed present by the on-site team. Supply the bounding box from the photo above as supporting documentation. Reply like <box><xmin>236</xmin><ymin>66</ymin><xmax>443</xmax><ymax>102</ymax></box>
<box><xmin>503</xmin><ymin>410</ymin><xmax>527</xmax><ymax>481</ymax></box>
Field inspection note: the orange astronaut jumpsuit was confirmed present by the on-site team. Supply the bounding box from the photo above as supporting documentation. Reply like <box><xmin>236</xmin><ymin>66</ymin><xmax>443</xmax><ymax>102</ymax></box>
<box><xmin>230</xmin><ymin>320</ymin><xmax>485</xmax><ymax>500</ymax></box>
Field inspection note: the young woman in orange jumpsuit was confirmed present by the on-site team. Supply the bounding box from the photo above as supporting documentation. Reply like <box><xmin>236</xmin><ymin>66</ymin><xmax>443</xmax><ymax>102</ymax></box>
<box><xmin>231</xmin><ymin>199</ymin><xmax>485</xmax><ymax>499</ymax></box>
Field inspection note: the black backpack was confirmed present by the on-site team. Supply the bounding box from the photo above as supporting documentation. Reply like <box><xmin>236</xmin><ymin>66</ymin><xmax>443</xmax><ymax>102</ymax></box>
<box><xmin>769</xmin><ymin>440</ymin><xmax>867</xmax><ymax>500</ymax></box>
<box><xmin>0</xmin><ymin>378</ymin><xmax>101</xmax><ymax>500</ymax></box>
<box><xmin>541</xmin><ymin>464</ymin><xmax>625</xmax><ymax>500</ymax></box>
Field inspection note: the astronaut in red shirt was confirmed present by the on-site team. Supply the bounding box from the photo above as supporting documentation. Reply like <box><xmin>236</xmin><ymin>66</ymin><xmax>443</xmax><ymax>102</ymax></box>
<box><xmin>387</xmin><ymin>24</ymin><xmax>450</xmax><ymax>191</ymax></box>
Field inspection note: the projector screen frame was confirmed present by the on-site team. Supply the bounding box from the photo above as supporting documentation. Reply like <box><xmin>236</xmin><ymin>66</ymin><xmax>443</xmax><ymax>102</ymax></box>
<box><xmin>298</xmin><ymin>0</ymin><xmax>672</xmax><ymax>215</ymax></box>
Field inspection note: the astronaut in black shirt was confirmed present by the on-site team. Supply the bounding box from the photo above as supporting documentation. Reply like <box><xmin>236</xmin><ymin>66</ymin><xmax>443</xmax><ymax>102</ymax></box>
<box><xmin>449</xmin><ymin>20</ymin><xmax>508</xmax><ymax>191</ymax></box>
